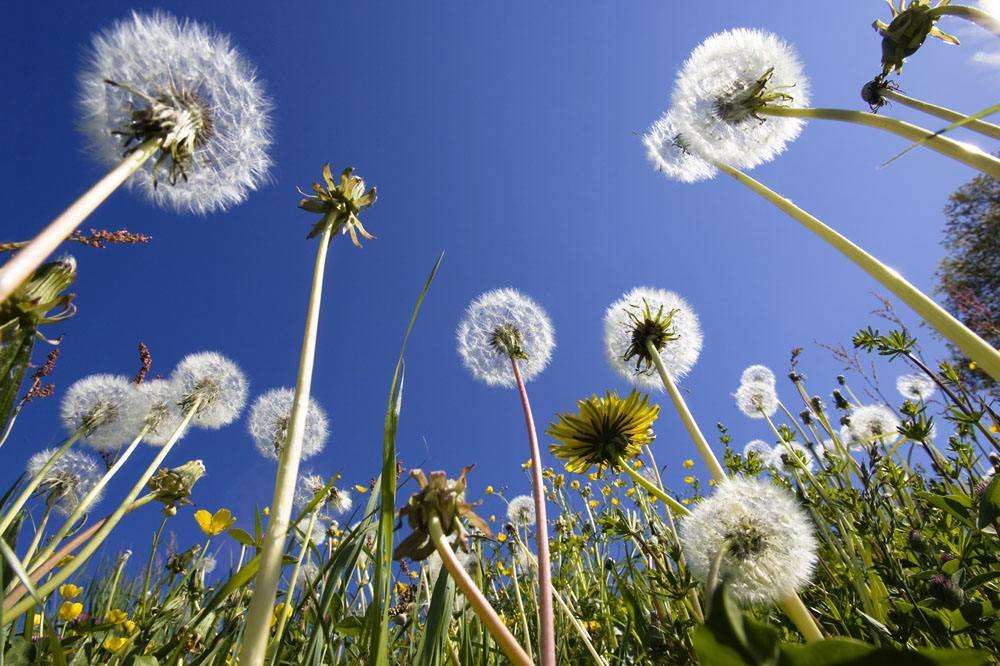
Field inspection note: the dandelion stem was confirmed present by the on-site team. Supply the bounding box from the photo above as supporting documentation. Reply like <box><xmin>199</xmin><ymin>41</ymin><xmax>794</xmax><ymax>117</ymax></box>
<box><xmin>18</xmin><ymin>501</ymin><xmax>53</xmax><ymax>570</ymax></box>
<box><xmin>0</xmin><ymin>137</ymin><xmax>162</xmax><ymax>304</ymax></box>
<box><xmin>878</xmin><ymin>89</ymin><xmax>1000</xmax><ymax>141</ymax></box>
<box><xmin>268</xmin><ymin>509</ymin><xmax>318</xmax><ymax>665</ymax></box>
<box><xmin>644</xmin><ymin>340</ymin><xmax>727</xmax><ymax>482</ymax></box>
<box><xmin>618</xmin><ymin>458</ymin><xmax>690</xmax><ymax>517</ymax></box>
<box><xmin>712</xmin><ymin>160</ymin><xmax>1000</xmax><ymax>382</ymax></box>
<box><xmin>777</xmin><ymin>593</ymin><xmax>824</xmax><ymax>643</ymax></box>
<box><xmin>427</xmin><ymin>513</ymin><xmax>534</xmax><ymax>666</ymax></box>
<box><xmin>141</xmin><ymin>513</ymin><xmax>169</xmax><ymax>617</ymax></box>
<box><xmin>0</xmin><ymin>429</ymin><xmax>83</xmax><ymax>536</ymax></box>
<box><xmin>758</xmin><ymin>106</ymin><xmax>1000</xmax><ymax>178</ymax></box>
<box><xmin>930</xmin><ymin>4</ymin><xmax>1000</xmax><ymax>35</ymax></box>
<box><xmin>240</xmin><ymin>219</ymin><xmax>334</xmax><ymax>666</ymax></box>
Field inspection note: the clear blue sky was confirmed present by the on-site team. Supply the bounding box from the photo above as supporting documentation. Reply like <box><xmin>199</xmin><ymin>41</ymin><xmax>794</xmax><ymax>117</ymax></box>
<box><xmin>3</xmin><ymin>2</ymin><xmax>995</xmax><ymax>572</ymax></box>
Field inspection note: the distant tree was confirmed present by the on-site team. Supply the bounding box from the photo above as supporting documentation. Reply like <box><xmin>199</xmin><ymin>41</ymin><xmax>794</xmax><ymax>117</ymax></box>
<box><xmin>935</xmin><ymin>170</ymin><xmax>999</xmax><ymax>394</ymax></box>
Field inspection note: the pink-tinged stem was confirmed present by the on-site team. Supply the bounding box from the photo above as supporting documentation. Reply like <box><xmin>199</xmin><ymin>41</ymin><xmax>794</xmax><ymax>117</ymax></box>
<box><xmin>510</xmin><ymin>358</ymin><xmax>556</xmax><ymax>666</ymax></box>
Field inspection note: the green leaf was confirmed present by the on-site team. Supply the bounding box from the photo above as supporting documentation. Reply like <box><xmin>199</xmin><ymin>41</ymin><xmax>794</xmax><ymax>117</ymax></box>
<box><xmin>977</xmin><ymin>474</ymin><xmax>1000</xmax><ymax>529</ymax></box>
<box><xmin>0</xmin><ymin>329</ymin><xmax>34</xmax><ymax>435</ymax></box>
<box><xmin>691</xmin><ymin>625</ymin><xmax>755</xmax><ymax>666</ymax></box>
<box><xmin>227</xmin><ymin>527</ymin><xmax>256</xmax><ymax>547</ymax></box>
<box><xmin>416</xmin><ymin>569</ymin><xmax>456</xmax><ymax>666</ymax></box>
<box><xmin>778</xmin><ymin>638</ymin><xmax>990</xmax><ymax>666</ymax></box>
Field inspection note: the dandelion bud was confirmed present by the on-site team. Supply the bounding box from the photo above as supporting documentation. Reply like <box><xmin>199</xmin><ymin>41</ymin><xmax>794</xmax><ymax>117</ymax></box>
<box><xmin>907</xmin><ymin>529</ymin><xmax>927</xmax><ymax>551</ymax></box>
<box><xmin>2</xmin><ymin>256</ymin><xmax>76</xmax><ymax>329</ymax></box>
<box><xmin>799</xmin><ymin>410</ymin><xmax>813</xmax><ymax>426</ymax></box>
<box><xmin>832</xmin><ymin>390</ymin><xmax>850</xmax><ymax>410</ymax></box>
<box><xmin>148</xmin><ymin>459</ymin><xmax>206</xmax><ymax>509</ymax></box>
<box><xmin>810</xmin><ymin>396</ymin><xmax>825</xmax><ymax>413</ymax></box>
<box><xmin>172</xmin><ymin>352</ymin><xmax>248</xmax><ymax>429</ymax></box>
<box><xmin>61</xmin><ymin>374</ymin><xmax>134</xmax><ymax>450</ymax></box>
<box><xmin>836</xmin><ymin>375</ymin><xmax>846</xmax><ymax>386</ymax></box>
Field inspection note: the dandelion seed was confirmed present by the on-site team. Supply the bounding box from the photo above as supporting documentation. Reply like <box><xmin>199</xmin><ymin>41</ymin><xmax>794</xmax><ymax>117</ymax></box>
<box><xmin>78</xmin><ymin>11</ymin><xmax>272</xmax><ymax>214</ymax></box>
<box><xmin>26</xmin><ymin>448</ymin><xmax>103</xmax><ymax>516</ymax></box>
<box><xmin>679</xmin><ymin>476</ymin><xmax>817</xmax><ymax>605</ymax></box>
<box><xmin>895</xmin><ymin>373</ymin><xmax>936</xmax><ymax>401</ymax></box>
<box><xmin>124</xmin><ymin>379</ymin><xmax>184</xmax><ymax>446</ymax></box>
<box><xmin>642</xmin><ymin>110</ymin><xmax>717</xmax><ymax>183</ymax></box>
<box><xmin>848</xmin><ymin>405</ymin><xmax>901</xmax><ymax>444</ymax></box>
<box><xmin>172</xmin><ymin>352</ymin><xmax>248</xmax><ymax>429</ymax></box>
<box><xmin>734</xmin><ymin>381</ymin><xmax>778</xmax><ymax>419</ymax></box>
<box><xmin>740</xmin><ymin>364</ymin><xmax>776</xmax><ymax>387</ymax></box>
<box><xmin>60</xmin><ymin>374</ymin><xmax>134</xmax><ymax>450</ymax></box>
<box><xmin>669</xmin><ymin>28</ymin><xmax>810</xmax><ymax>170</ymax></box>
<box><xmin>248</xmin><ymin>388</ymin><xmax>329</xmax><ymax>461</ymax></box>
<box><xmin>604</xmin><ymin>287</ymin><xmax>703</xmax><ymax>390</ymax></box>
<box><xmin>507</xmin><ymin>495</ymin><xmax>536</xmax><ymax>527</ymax></box>
<box><xmin>456</xmin><ymin>288</ymin><xmax>555</xmax><ymax>388</ymax></box>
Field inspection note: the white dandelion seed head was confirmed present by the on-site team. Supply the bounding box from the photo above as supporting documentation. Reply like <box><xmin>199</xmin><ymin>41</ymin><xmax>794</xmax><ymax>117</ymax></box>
<box><xmin>767</xmin><ymin>441</ymin><xmax>814</xmax><ymax>474</ymax></box>
<box><xmin>60</xmin><ymin>374</ymin><xmax>134</xmax><ymax>451</ymax></box>
<box><xmin>839</xmin><ymin>425</ymin><xmax>865</xmax><ymax>452</ymax></box>
<box><xmin>248</xmin><ymin>388</ymin><xmax>329</xmax><ymax>461</ymax></box>
<box><xmin>848</xmin><ymin>405</ymin><xmax>901</xmax><ymax>444</ymax></box>
<box><xmin>25</xmin><ymin>448</ymin><xmax>104</xmax><ymax>516</ymax></box>
<box><xmin>895</xmin><ymin>374</ymin><xmax>936</xmax><ymax>401</ymax></box>
<box><xmin>125</xmin><ymin>379</ymin><xmax>185</xmax><ymax>446</ymax></box>
<box><xmin>670</xmin><ymin>28</ymin><xmax>810</xmax><ymax>170</ymax></box>
<box><xmin>642</xmin><ymin>110</ymin><xmax>718</xmax><ymax>183</ymax></box>
<box><xmin>172</xmin><ymin>352</ymin><xmax>248</xmax><ymax>429</ymax></box>
<box><xmin>295</xmin><ymin>518</ymin><xmax>327</xmax><ymax>546</ymax></box>
<box><xmin>734</xmin><ymin>381</ymin><xmax>778</xmax><ymax>419</ymax></box>
<box><xmin>293</xmin><ymin>471</ymin><xmax>328</xmax><ymax>512</ymax></box>
<box><xmin>742</xmin><ymin>439</ymin><xmax>773</xmax><ymax>460</ymax></box>
<box><xmin>515</xmin><ymin>548</ymin><xmax>538</xmax><ymax>577</ymax></box>
<box><xmin>507</xmin><ymin>495</ymin><xmax>537</xmax><ymax>527</ymax></box>
<box><xmin>329</xmin><ymin>488</ymin><xmax>353</xmax><ymax>515</ymax></box>
<box><xmin>456</xmin><ymin>289</ymin><xmax>555</xmax><ymax>388</ymax></box>
<box><xmin>196</xmin><ymin>555</ymin><xmax>216</xmax><ymax>575</ymax></box>
<box><xmin>740</xmin><ymin>365</ymin><xmax>776</xmax><ymax>387</ymax></box>
<box><xmin>679</xmin><ymin>476</ymin><xmax>817</xmax><ymax>606</ymax></box>
<box><xmin>604</xmin><ymin>287</ymin><xmax>703</xmax><ymax>390</ymax></box>
<box><xmin>78</xmin><ymin>11</ymin><xmax>273</xmax><ymax>214</ymax></box>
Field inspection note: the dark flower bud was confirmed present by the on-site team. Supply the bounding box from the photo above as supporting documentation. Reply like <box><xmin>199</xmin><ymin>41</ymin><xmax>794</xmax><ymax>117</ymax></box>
<box><xmin>832</xmin><ymin>390</ymin><xmax>850</xmax><ymax>410</ymax></box>
<box><xmin>929</xmin><ymin>574</ymin><xmax>964</xmax><ymax>610</ymax></box>
<box><xmin>836</xmin><ymin>375</ymin><xmax>846</xmax><ymax>386</ymax></box>
<box><xmin>799</xmin><ymin>410</ymin><xmax>813</xmax><ymax>426</ymax></box>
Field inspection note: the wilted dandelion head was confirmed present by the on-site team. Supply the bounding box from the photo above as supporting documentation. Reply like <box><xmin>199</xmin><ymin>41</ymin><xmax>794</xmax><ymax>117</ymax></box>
<box><xmin>679</xmin><ymin>476</ymin><xmax>817</xmax><ymax>605</ymax></box>
<box><xmin>742</xmin><ymin>439</ymin><xmax>772</xmax><ymax>460</ymax></box>
<box><xmin>456</xmin><ymin>289</ymin><xmax>555</xmax><ymax>388</ymax></box>
<box><xmin>248</xmin><ymin>388</ymin><xmax>329</xmax><ymax>461</ymax></box>
<box><xmin>895</xmin><ymin>373</ymin><xmax>936</xmax><ymax>401</ymax></box>
<box><xmin>670</xmin><ymin>28</ymin><xmax>810</xmax><ymax>170</ymax></box>
<box><xmin>25</xmin><ymin>448</ymin><xmax>103</xmax><ymax>516</ymax></box>
<box><xmin>643</xmin><ymin>111</ymin><xmax>717</xmax><ymax>183</ymax></box>
<box><xmin>604</xmin><ymin>287</ymin><xmax>702</xmax><ymax>390</ymax></box>
<box><xmin>78</xmin><ymin>11</ymin><xmax>273</xmax><ymax>214</ymax></box>
<box><xmin>734</xmin><ymin>381</ymin><xmax>778</xmax><ymax>419</ymax></box>
<box><xmin>848</xmin><ymin>404</ymin><xmax>900</xmax><ymax>443</ymax></box>
<box><xmin>740</xmin><ymin>364</ymin><xmax>776</xmax><ymax>387</ymax></box>
<box><xmin>507</xmin><ymin>495</ymin><xmax>536</xmax><ymax>527</ymax></box>
<box><xmin>547</xmin><ymin>390</ymin><xmax>659</xmax><ymax>474</ymax></box>
<box><xmin>125</xmin><ymin>379</ymin><xmax>184</xmax><ymax>446</ymax></box>
<box><xmin>767</xmin><ymin>441</ymin><xmax>814</xmax><ymax>474</ymax></box>
<box><xmin>172</xmin><ymin>352</ymin><xmax>248</xmax><ymax>429</ymax></box>
<box><xmin>60</xmin><ymin>374</ymin><xmax>134</xmax><ymax>450</ymax></box>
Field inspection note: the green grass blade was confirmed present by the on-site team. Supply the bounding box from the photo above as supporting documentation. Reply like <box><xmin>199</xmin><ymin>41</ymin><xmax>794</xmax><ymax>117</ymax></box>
<box><xmin>416</xmin><ymin>570</ymin><xmax>456</xmax><ymax>665</ymax></box>
<box><xmin>880</xmin><ymin>101</ymin><xmax>1000</xmax><ymax>169</ymax></box>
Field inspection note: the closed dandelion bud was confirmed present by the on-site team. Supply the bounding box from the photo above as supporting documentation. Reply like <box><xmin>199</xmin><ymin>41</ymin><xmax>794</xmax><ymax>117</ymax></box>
<box><xmin>788</xmin><ymin>371</ymin><xmax>802</xmax><ymax>382</ymax></box>
<box><xmin>929</xmin><ymin>574</ymin><xmax>964</xmax><ymax>610</ymax></box>
<box><xmin>836</xmin><ymin>375</ymin><xmax>846</xmax><ymax>386</ymax></box>
<box><xmin>832</xmin><ymin>390</ymin><xmax>849</xmax><ymax>410</ymax></box>
<box><xmin>1</xmin><ymin>256</ymin><xmax>76</xmax><ymax>330</ymax></box>
<box><xmin>604</xmin><ymin>557</ymin><xmax>615</xmax><ymax>572</ymax></box>
<box><xmin>810</xmin><ymin>396</ymin><xmax>825</xmax><ymax>413</ymax></box>
<box><xmin>799</xmin><ymin>410</ymin><xmax>813</xmax><ymax>426</ymax></box>
<box><xmin>172</xmin><ymin>352</ymin><xmax>248</xmax><ymax>429</ymax></box>
<box><xmin>61</xmin><ymin>374</ymin><xmax>134</xmax><ymax>450</ymax></box>
<box><xmin>939</xmin><ymin>552</ymin><xmax>954</xmax><ymax>564</ymax></box>
<box><xmin>147</xmin><ymin>459</ymin><xmax>206</xmax><ymax>509</ymax></box>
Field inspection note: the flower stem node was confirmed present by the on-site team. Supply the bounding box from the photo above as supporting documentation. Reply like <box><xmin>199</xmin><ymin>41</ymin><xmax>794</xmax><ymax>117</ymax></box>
<box><xmin>298</xmin><ymin>164</ymin><xmax>377</xmax><ymax>247</ymax></box>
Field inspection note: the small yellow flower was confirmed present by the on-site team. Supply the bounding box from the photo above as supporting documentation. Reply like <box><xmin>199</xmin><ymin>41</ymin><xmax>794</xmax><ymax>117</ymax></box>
<box><xmin>408</xmin><ymin>571</ymin><xmax>419</xmax><ymax>580</ymax></box>
<box><xmin>682</xmin><ymin>498</ymin><xmax>692</xmax><ymax>505</ymax></box>
<box><xmin>587</xmin><ymin>472</ymin><xmax>599</xmax><ymax>481</ymax></box>
<box><xmin>489</xmin><ymin>514</ymin><xmax>496</xmax><ymax>523</ymax></box>
<box><xmin>588</xmin><ymin>500</ymin><xmax>599</xmax><ymax>508</ymax></box>
<box><xmin>270</xmin><ymin>603</ymin><xmax>292</xmax><ymax>628</ymax></box>
<box><xmin>555</xmin><ymin>474</ymin><xmax>565</xmax><ymax>488</ymax></box>
<box><xmin>625</xmin><ymin>488</ymin><xmax>635</xmax><ymax>497</ymax></box>
<box><xmin>601</xmin><ymin>486</ymin><xmax>611</xmax><ymax>496</ymax></box>
<box><xmin>611</xmin><ymin>497</ymin><xmax>620</xmax><ymax>506</ymax></box>
<box><xmin>683</xmin><ymin>459</ymin><xmax>694</xmax><ymax>469</ymax></box>
<box><xmin>969</xmin><ymin>361</ymin><xmax>977</xmax><ymax>370</ymax></box>
<box><xmin>585</xmin><ymin>620</ymin><xmax>600</xmax><ymax>632</ymax></box>
<box><xmin>394</xmin><ymin>582</ymin><xmax>409</xmax><ymax>596</ymax></box>
<box><xmin>683</xmin><ymin>475</ymin><xmax>695</xmax><ymax>485</ymax></box>
<box><xmin>32</xmin><ymin>615</ymin><xmax>41</xmax><ymax>628</ymax></box>
<box><xmin>263</xmin><ymin>506</ymin><xmax>270</xmax><ymax>516</ymax></box>
<box><xmin>59</xmin><ymin>583</ymin><xmax>83</xmax><ymax>599</ymax></box>
<box><xmin>103</xmin><ymin>635</ymin><xmax>128</xmax><ymax>652</ymax></box>
<box><xmin>106</xmin><ymin>609</ymin><xmax>128</xmax><ymax>624</ymax></box>
<box><xmin>58</xmin><ymin>601</ymin><xmax>83</xmax><ymax>622</ymax></box>
<box><xmin>570</xmin><ymin>480</ymin><xmax>581</xmax><ymax>490</ymax></box>
<box><xmin>497</xmin><ymin>562</ymin><xmax>511</xmax><ymax>576</ymax></box>
<box><xmin>355</xmin><ymin>484</ymin><xmax>369</xmax><ymax>494</ymax></box>
<box><xmin>485</xmin><ymin>486</ymin><xmax>494</xmax><ymax>495</ymax></box>
<box><xmin>122</xmin><ymin>620</ymin><xmax>138</xmax><ymax>634</ymax></box>
<box><xmin>632</xmin><ymin>459</ymin><xmax>643</xmax><ymax>469</ymax></box>
<box><xmin>990</xmin><ymin>423</ymin><xmax>999</xmax><ymax>434</ymax></box>
<box><xmin>194</xmin><ymin>508</ymin><xmax>237</xmax><ymax>537</ymax></box>
<box><xmin>708</xmin><ymin>479</ymin><xmax>717</xmax><ymax>486</ymax></box>
<box><xmin>521</xmin><ymin>460</ymin><xmax>531</xmax><ymax>469</ymax></box>
<box><xmin>497</xmin><ymin>533</ymin><xmax>508</xmax><ymax>543</ymax></box>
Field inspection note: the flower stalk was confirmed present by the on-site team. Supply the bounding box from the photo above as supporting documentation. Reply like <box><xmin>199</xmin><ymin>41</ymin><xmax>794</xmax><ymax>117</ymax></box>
<box><xmin>0</xmin><ymin>429</ymin><xmax>84</xmax><ymax>535</ymax></box>
<box><xmin>876</xmin><ymin>89</ymin><xmax>1000</xmax><ymax>141</ymax></box>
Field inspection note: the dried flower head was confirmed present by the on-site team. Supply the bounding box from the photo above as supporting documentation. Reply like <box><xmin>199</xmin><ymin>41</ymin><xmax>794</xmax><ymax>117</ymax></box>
<box><xmin>670</xmin><ymin>28</ymin><xmax>810</xmax><ymax>170</ymax></box>
<box><xmin>734</xmin><ymin>381</ymin><xmax>778</xmax><ymax>419</ymax></box>
<box><xmin>147</xmin><ymin>460</ymin><xmax>206</xmax><ymax>510</ymax></box>
<box><xmin>78</xmin><ymin>11</ymin><xmax>272</xmax><ymax>213</ymax></box>
<box><xmin>1</xmin><ymin>256</ymin><xmax>77</xmax><ymax>335</ymax></box>
<box><xmin>125</xmin><ymin>379</ymin><xmax>185</xmax><ymax>446</ymax></box>
<box><xmin>172</xmin><ymin>352</ymin><xmax>248</xmax><ymax>429</ymax></box>
<box><xmin>394</xmin><ymin>467</ymin><xmax>491</xmax><ymax>562</ymax></box>
<box><xmin>740</xmin><ymin>364</ymin><xmax>776</xmax><ymax>387</ymax></box>
<box><xmin>506</xmin><ymin>495</ymin><xmax>536</xmax><ymax>527</ymax></box>
<box><xmin>547</xmin><ymin>390</ymin><xmax>659</xmax><ymax>474</ymax></box>
<box><xmin>60</xmin><ymin>374</ymin><xmax>134</xmax><ymax>450</ymax></box>
<box><xmin>895</xmin><ymin>373</ymin><xmax>936</xmax><ymax>401</ymax></box>
<box><xmin>679</xmin><ymin>476</ymin><xmax>817</xmax><ymax>605</ymax></box>
<box><xmin>604</xmin><ymin>287</ymin><xmax>702</xmax><ymax>390</ymax></box>
<box><xmin>248</xmin><ymin>388</ymin><xmax>329</xmax><ymax>461</ymax></box>
<box><xmin>848</xmin><ymin>404</ymin><xmax>901</xmax><ymax>443</ymax></box>
<box><xmin>873</xmin><ymin>1</ymin><xmax>960</xmax><ymax>75</ymax></box>
<box><xmin>642</xmin><ymin>111</ymin><xmax>717</xmax><ymax>183</ymax></box>
<box><xmin>456</xmin><ymin>289</ymin><xmax>555</xmax><ymax>388</ymax></box>
<box><xmin>298</xmin><ymin>164</ymin><xmax>378</xmax><ymax>247</ymax></box>
<box><xmin>26</xmin><ymin>448</ymin><xmax>103</xmax><ymax>516</ymax></box>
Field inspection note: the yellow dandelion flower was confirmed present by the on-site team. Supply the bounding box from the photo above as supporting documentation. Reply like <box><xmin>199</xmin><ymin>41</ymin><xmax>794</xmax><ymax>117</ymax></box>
<box><xmin>497</xmin><ymin>533</ymin><xmax>508</xmax><ymax>543</ymax></box>
<box><xmin>485</xmin><ymin>486</ymin><xmax>494</xmax><ymax>495</ymax></box>
<box><xmin>271</xmin><ymin>603</ymin><xmax>292</xmax><ymax>628</ymax></box>
<box><xmin>601</xmin><ymin>486</ymin><xmax>611</xmax><ymax>496</ymax></box>
<box><xmin>588</xmin><ymin>500</ymin><xmax>599</xmax><ymax>508</ymax></box>
<box><xmin>632</xmin><ymin>459</ymin><xmax>643</xmax><ymax>468</ymax></box>
<box><xmin>59</xmin><ymin>583</ymin><xmax>83</xmax><ymax>599</ymax></box>
<box><xmin>969</xmin><ymin>362</ymin><xmax>977</xmax><ymax>370</ymax></box>
<box><xmin>103</xmin><ymin>635</ymin><xmax>128</xmax><ymax>652</ymax></box>
<box><xmin>194</xmin><ymin>508</ymin><xmax>237</xmax><ymax>537</ymax></box>
<box><xmin>106</xmin><ymin>609</ymin><xmax>128</xmax><ymax>624</ymax></box>
<box><xmin>682</xmin><ymin>498</ymin><xmax>692</xmax><ymax>505</ymax></box>
<box><xmin>521</xmin><ymin>460</ymin><xmax>531</xmax><ymax>469</ymax></box>
<box><xmin>58</xmin><ymin>601</ymin><xmax>83</xmax><ymax>622</ymax></box>
<box><xmin>408</xmin><ymin>571</ymin><xmax>419</xmax><ymax>580</ymax></box>
<box><xmin>570</xmin><ymin>480</ymin><xmax>581</xmax><ymax>490</ymax></box>
<box><xmin>625</xmin><ymin>488</ymin><xmax>635</xmax><ymax>497</ymax></box>
<box><xmin>683</xmin><ymin>475</ymin><xmax>695</xmax><ymax>485</ymax></box>
<box><xmin>683</xmin><ymin>459</ymin><xmax>694</xmax><ymax>469</ymax></box>
<box><xmin>555</xmin><ymin>474</ymin><xmax>565</xmax><ymax>488</ymax></box>
<box><xmin>611</xmin><ymin>497</ymin><xmax>620</xmax><ymax>506</ymax></box>
<box><xmin>586</xmin><ymin>620</ymin><xmax>600</xmax><ymax>632</ymax></box>
<box><xmin>990</xmin><ymin>423</ymin><xmax>999</xmax><ymax>434</ymax></box>
<box><xmin>489</xmin><ymin>514</ymin><xmax>496</xmax><ymax>523</ymax></box>
<box><xmin>587</xmin><ymin>472</ymin><xmax>599</xmax><ymax>481</ymax></box>
<box><xmin>394</xmin><ymin>582</ymin><xmax>409</xmax><ymax>596</ymax></box>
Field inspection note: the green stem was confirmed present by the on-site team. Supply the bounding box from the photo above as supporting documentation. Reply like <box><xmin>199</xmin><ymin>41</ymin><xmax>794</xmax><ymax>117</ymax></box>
<box><xmin>17</xmin><ymin>502</ymin><xmax>53</xmax><ymax>573</ymax></box>
<box><xmin>619</xmin><ymin>459</ymin><xmax>690</xmax><ymax>517</ymax></box>
<box><xmin>777</xmin><ymin>594</ymin><xmax>824</xmax><ymax>643</ymax></box>
<box><xmin>713</xmin><ymin>160</ymin><xmax>1000</xmax><ymax>382</ymax></box>
<box><xmin>268</xmin><ymin>510</ymin><xmax>318</xmax><ymax>666</ymax></box>
<box><xmin>645</xmin><ymin>340</ymin><xmax>727</xmax><ymax>481</ymax></box>
<box><xmin>240</xmin><ymin>221</ymin><xmax>334</xmax><ymax>666</ymax></box>
<box><xmin>931</xmin><ymin>5</ymin><xmax>1000</xmax><ymax>35</ymax></box>
<box><xmin>879</xmin><ymin>89</ymin><xmax>1000</xmax><ymax>141</ymax></box>
<box><xmin>427</xmin><ymin>514</ymin><xmax>533</xmax><ymax>666</ymax></box>
<box><xmin>0</xmin><ymin>430</ymin><xmax>83</xmax><ymax>535</ymax></box>
<box><xmin>141</xmin><ymin>513</ymin><xmax>169</xmax><ymax>617</ymax></box>
<box><xmin>759</xmin><ymin>106</ymin><xmax>1000</xmax><ymax>179</ymax></box>
<box><xmin>509</xmin><ymin>545</ymin><xmax>535</xmax><ymax>662</ymax></box>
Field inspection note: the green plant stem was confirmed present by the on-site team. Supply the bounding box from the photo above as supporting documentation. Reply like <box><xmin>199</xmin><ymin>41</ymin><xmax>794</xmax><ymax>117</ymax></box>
<box><xmin>240</xmin><ymin>221</ymin><xmax>334</xmax><ymax>666</ymax></box>
<box><xmin>427</xmin><ymin>514</ymin><xmax>533</xmax><ymax>666</ymax></box>
<box><xmin>18</xmin><ymin>501</ymin><xmax>53</xmax><ymax>571</ymax></box>
<box><xmin>102</xmin><ymin>552</ymin><xmax>130</xmax><ymax>619</ymax></box>
<box><xmin>712</xmin><ymin>160</ymin><xmax>1000</xmax><ymax>382</ymax></box>
<box><xmin>879</xmin><ymin>89</ymin><xmax>1000</xmax><ymax>141</ymax></box>
<box><xmin>2</xmin><ymin>400</ymin><xmax>198</xmax><ymax>625</ymax></box>
<box><xmin>931</xmin><ymin>4</ymin><xmax>1000</xmax><ymax>34</ymax></box>
<box><xmin>0</xmin><ymin>137</ymin><xmax>162</xmax><ymax>304</ymax></box>
<box><xmin>645</xmin><ymin>340</ymin><xmax>727</xmax><ymax>482</ymax></box>
<box><xmin>777</xmin><ymin>593</ymin><xmax>824</xmax><ymax>643</ymax></box>
<box><xmin>759</xmin><ymin>106</ymin><xmax>1000</xmax><ymax>179</ymax></box>
<box><xmin>619</xmin><ymin>459</ymin><xmax>690</xmax><ymax>517</ymax></box>
<box><xmin>509</xmin><ymin>550</ymin><xmax>535</xmax><ymax>662</ymax></box>
<box><xmin>141</xmin><ymin>513</ymin><xmax>169</xmax><ymax>617</ymax></box>
<box><xmin>0</xmin><ymin>430</ymin><xmax>83</xmax><ymax>535</ymax></box>
<box><xmin>268</xmin><ymin>509</ymin><xmax>318</xmax><ymax>666</ymax></box>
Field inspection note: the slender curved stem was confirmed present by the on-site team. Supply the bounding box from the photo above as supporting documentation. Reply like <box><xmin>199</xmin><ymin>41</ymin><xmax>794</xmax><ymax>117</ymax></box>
<box><xmin>509</xmin><ymin>549</ymin><xmax>535</xmax><ymax>662</ymax></box>
<box><xmin>619</xmin><ymin>459</ymin><xmax>690</xmax><ymax>517</ymax></box>
<box><xmin>777</xmin><ymin>593</ymin><xmax>824</xmax><ymax>643</ymax></box>
<box><xmin>645</xmin><ymin>340</ymin><xmax>727</xmax><ymax>482</ymax></box>
<box><xmin>18</xmin><ymin>502</ymin><xmax>53</xmax><ymax>570</ymax></box>
<box><xmin>0</xmin><ymin>137</ymin><xmax>162</xmax><ymax>304</ymax></box>
<box><xmin>932</xmin><ymin>5</ymin><xmax>1000</xmax><ymax>35</ymax></box>
<box><xmin>0</xmin><ymin>430</ymin><xmax>83</xmax><ymax>535</ymax></box>
<box><xmin>427</xmin><ymin>514</ymin><xmax>533</xmax><ymax>666</ymax></box>
<box><xmin>240</xmin><ymin>220</ymin><xmax>334</xmax><ymax>666</ymax></box>
<box><xmin>712</xmin><ymin>160</ymin><xmax>1000</xmax><ymax>382</ymax></box>
<box><xmin>141</xmin><ymin>513</ymin><xmax>169</xmax><ymax>617</ymax></box>
<box><xmin>880</xmin><ymin>90</ymin><xmax>1000</xmax><ymax>141</ymax></box>
<box><xmin>759</xmin><ymin>106</ymin><xmax>1000</xmax><ymax>179</ymax></box>
<box><xmin>509</xmin><ymin>358</ymin><xmax>556</xmax><ymax>666</ymax></box>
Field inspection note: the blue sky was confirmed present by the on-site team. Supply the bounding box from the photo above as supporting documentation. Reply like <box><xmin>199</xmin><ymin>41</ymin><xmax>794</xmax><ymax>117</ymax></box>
<box><xmin>3</xmin><ymin>2</ymin><xmax>996</xmax><ymax>572</ymax></box>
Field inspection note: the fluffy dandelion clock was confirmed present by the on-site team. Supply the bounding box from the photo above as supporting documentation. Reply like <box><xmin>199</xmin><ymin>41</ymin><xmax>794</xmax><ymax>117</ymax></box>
<box><xmin>172</xmin><ymin>352</ymin><xmax>249</xmax><ymax>429</ymax></box>
<box><xmin>329</xmin><ymin>487</ymin><xmax>353</xmax><ymax>515</ymax></box>
<box><xmin>734</xmin><ymin>381</ymin><xmax>778</xmax><ymax>419</ymax></box>
<box><xmin>741</xmin><ymin>364</ymin><xmax>776</xmax><ymax>387</ymax></box>
<box><xmin>196</xmin><ymin>555</ymin><xmax>217</xmax><ymax>575</ymax></box>
<box><xmin>78</xmin><ymin>11</ymin><xmax>272</xmax><ymax>214</ymax></box>
<box><xmin>679</xmin><ymin>476</ymin><xmax>817</xmax><ymax>605</ymax></box>
<box><xmin>456</xmin><ymin>289</ymin><xmax>555</xmax><ymax>388</ymax></box>
<box><xmin>604</xmin><ymin>287</ymin><xmax>703</xmax><ymax>390</ymax></box>
<box><xmin>61</xmin><ymin>374</ymin><xmax>134</xmax><ymax>450</ymax></box>
<box><xmin>126</xmin><ymin>379</ymin><xmax>185</xmax><ymax>446</ymax></box>
<box><xmin>848</xmin><ymin>404</ymin><xmax>900</xmax><ymax>444</ymax></box>
<box><xmin>507</xmin><ymin>495</ymin><xmax>537</xmax><ymax>527</ymax></box>
<box><xmin>643</xmin><ymin>111</ymin><xmax>717</xmax><ymax>183</ymax></box>
<box><xmin>26</xmin><ymin>448</ymin><xmax>103</xmax><ymax>516</ymax></box>
<box><xmin>896</xmin><ymin>373</ymin><xmax>936</xmax><ymax>401</ymax></box>
<box><xmin>670</xmin><ymin>28</ymin><xmax>810</xmax><ymax>170</ymax></box>
<box><xmin>742</xmin><ymin>439</ymin><xmax>772</xmax><ymax>460</ymax></box>
<box><xmin>248</xmin><ymin>388</ymin><xmax>329</xmax><ymax>461</ymax></box>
